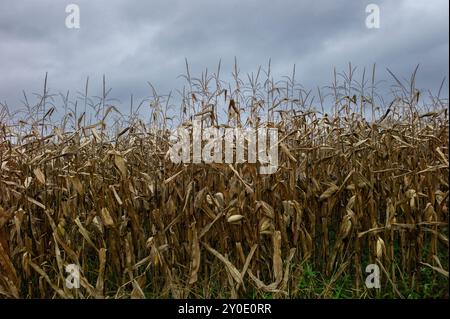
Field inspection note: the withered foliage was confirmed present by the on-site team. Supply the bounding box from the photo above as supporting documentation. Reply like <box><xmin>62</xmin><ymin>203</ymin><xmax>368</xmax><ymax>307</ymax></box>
<box><xmin>0</xmin><ymin>64</ymin><xmax>448</xmax><ymax>298</ymax></box>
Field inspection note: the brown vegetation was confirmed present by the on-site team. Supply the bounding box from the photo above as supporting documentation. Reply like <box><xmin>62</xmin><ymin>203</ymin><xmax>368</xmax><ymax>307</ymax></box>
<box><xmin>0</xmin><ymin>63</ymin><xmax>448</xmax><ymax>298</ymax></box>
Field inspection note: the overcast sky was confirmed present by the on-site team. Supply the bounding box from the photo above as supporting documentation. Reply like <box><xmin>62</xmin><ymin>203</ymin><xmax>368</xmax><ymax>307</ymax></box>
<box><xmin>0</xmin><ymin>0</ymin><xmax>448</xmax><ymax>116</ymax></box>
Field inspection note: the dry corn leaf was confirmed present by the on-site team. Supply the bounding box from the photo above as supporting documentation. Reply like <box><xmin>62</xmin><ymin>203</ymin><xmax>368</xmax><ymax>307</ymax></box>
<box><xmin>203</xmin><ymin>243</ymin><xmax>242</xmax><ymax>285</ymax></box>
<box><xmin>272</xmin><ymin>231</ymin><xmax>283</xmax><ymax>283</ymax></box>
<box><xmin>33</xmin><ymin>168</ymin><xmax>46</xmax><ymax>185</ymax></box>
<box><xmin>188</xmin><ymin>228</ymin><xmax>201</xmax><ymax>285</ymax></box>
<box><xmin>319</xmin><ymin>184</ymin><xmax>339</xmax><ymax>201</ymax></box>
<box><xmin>227</xmin><ymin>214</ymin><xmax>244</xmax><ymax>223</ymax></box>
<box><xmin>114</xmin><ymin>155</ymin><xmax>127</xmax><ymax>178</ymax></box>
<box><xmin>100</xmin><ymin>208</ymin><xmax>115</xmax><ymax>227</ymax></box>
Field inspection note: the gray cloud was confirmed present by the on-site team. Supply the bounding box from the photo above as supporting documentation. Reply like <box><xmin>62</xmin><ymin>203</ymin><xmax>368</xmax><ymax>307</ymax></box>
<box><xmin>0</xmin><ymin>0</ymin><xmax>448</xmax><ymax>116</ymax></box>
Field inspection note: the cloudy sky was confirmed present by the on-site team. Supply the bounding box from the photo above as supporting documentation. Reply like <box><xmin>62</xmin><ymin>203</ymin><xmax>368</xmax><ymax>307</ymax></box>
<box><xmin>0</xmin><ymin>0</ymin><xmax>448</xmax><ymax>116</ymax></box>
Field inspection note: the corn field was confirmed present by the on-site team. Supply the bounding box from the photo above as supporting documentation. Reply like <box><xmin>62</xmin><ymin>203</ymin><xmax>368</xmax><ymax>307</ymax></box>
<box><xmin>0</xmin><ymin>63</ymin><xmax>448</xmax><ymax>298</ymax></box>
